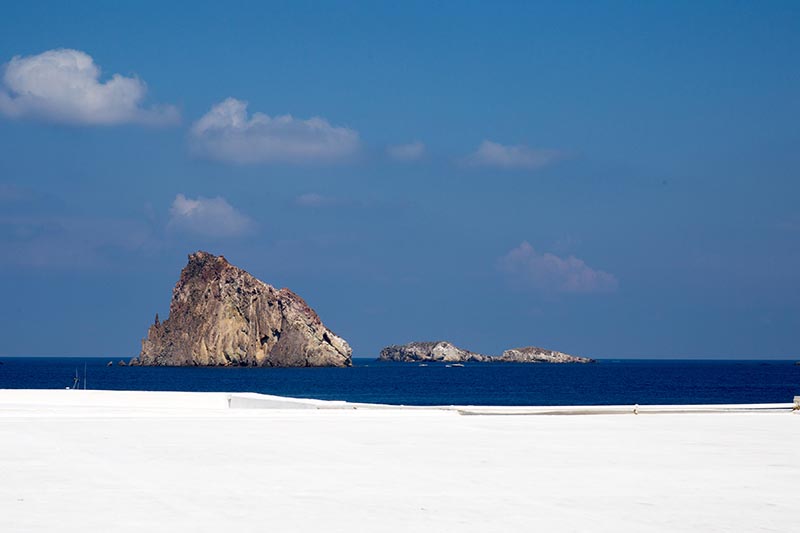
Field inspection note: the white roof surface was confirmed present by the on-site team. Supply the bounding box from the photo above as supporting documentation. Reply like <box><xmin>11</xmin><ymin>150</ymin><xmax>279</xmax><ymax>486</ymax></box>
<box><xmin>1</xmin><ymin>390</ymin><xmax>798</xmax><ymax>532</ymax></box>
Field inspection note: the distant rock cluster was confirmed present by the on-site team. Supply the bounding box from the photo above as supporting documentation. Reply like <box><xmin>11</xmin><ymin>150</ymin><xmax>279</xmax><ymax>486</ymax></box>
<box><xmin>379</xmin><ymin>341</ymin><xmax>593</xmax><ymax>364</ymax></box>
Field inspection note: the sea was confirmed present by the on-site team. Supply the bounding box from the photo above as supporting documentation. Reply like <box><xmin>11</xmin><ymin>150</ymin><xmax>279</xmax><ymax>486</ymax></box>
<box><xmin>1</xmin><ymin>357</ymin><xmax>798</xmax><ymax>406</ymax></box>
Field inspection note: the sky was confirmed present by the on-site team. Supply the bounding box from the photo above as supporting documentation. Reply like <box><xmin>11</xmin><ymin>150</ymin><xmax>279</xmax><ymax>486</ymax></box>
<box><xmin>0</xmin><ymin>1</ymin><xmax>798</xmax><ymax>359</ymax></box>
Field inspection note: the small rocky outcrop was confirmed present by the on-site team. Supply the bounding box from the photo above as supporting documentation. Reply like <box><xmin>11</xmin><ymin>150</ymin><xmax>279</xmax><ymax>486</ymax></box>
<box><xmin>131</xmin><ymin>251</ymin><xmax>352</xmax><ymax>367</ymax></box>
<box><xmin>379</xmin><ymin>341</ymin><xmax>492</xmax><ymax>363</ymax></box>
<box><xmin>498</xmin><ymin>346</ymin><xmax>595</xmax><ymax>364</ymax></box>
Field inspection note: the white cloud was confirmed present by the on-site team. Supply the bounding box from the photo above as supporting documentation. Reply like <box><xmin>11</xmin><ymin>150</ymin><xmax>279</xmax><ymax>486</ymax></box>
<box><xmin>466</xmin><ymin>140</ymin><xmax>561</xmax><ymax>170</ymax></box>
<box><xmin>168</xmin><ymin>194</ymin><xmax>254</xmax><ymax>238</ymax></box>
<box><xmin>0</xmin><ymin>48</ymin><xmax>178</xmax><ymax>126</ymax></box>
<box><xmin>387</xmin><ymin>140</ymin><xmax>425</xmax><ymax>161</ymax></box>
<box><xmin>498</xmin><ymin>241</ymin><xmax>618</xmax><ymax>293</ymax></box>
<box><xmin>190</xmin><ymin>98</ymin><xmax>359</xmax><ymax>165</ymax></box>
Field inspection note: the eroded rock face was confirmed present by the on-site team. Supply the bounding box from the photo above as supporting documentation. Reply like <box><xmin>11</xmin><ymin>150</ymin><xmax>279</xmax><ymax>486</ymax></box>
<box><xmin>379</xmin><ymin>341</ymin><xmax>492</xmax><ymax>363</ymax></box>
<box><xmin>131</xmin><ymin>251</ymin><xmax>351</xmax><ymax>367</ymax></box>
<box><xmin>498</xmin><ymin>346</ymin><xmax>594</xmax><ymax>364</ymax></box>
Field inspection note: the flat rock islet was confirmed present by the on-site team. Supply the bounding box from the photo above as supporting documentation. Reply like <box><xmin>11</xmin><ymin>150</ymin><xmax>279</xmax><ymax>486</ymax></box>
<box><xmin>498</xmin><ymin>346</ymin><xmax>594</xmax><ymax>364</ymax></box>
<box><xmin>131</xmin><ymin>251</ymin><xmax>351</xmax><ymax>367</ymax></box>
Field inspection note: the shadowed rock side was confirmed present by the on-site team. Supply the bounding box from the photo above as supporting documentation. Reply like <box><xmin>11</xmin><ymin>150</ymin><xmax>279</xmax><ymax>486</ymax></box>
<box><xmin>131</xmin><ymin>251</ymin><xmax>351</xmax><ymax>367</ymax></box>
<box><xmin>379</xmin><ymin>341</ymin><xmax>492</xmax><ymax>363</ymax></box>
<box><xmin>498</xmin><ymin>346</ymin><xmax>595</xmax><ymax>364</ymax></box>
<box><xmin>379</xmin><ymin>342</ymin><xmax>594</xmax><ymax>363</ymax></box>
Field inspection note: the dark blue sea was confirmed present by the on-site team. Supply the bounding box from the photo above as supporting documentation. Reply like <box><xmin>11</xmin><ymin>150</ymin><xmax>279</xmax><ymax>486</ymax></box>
<box><xmin>0</xmin><ymin>357</ymin><xmax>798</xmax><ymax>406</ymax></box>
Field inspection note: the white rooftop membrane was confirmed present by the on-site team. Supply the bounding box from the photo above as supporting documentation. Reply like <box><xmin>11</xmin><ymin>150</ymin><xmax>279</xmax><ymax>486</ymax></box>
<box><xmin>0</xmin><ymin>390</ymin><xmax>798</xmax><ymax>532</ymax></box>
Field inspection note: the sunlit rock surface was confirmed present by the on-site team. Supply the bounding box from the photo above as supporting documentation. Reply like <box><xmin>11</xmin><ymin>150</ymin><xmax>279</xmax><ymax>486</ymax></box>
<box><xmin>132</xmin><ymin>251</ymin><xmax>351</xmax><ymax>367</ymax></box>
<box><xmin>379</xmin><ymin>341</ymin><xmax>492</xmax><ymax>363</ymax></box>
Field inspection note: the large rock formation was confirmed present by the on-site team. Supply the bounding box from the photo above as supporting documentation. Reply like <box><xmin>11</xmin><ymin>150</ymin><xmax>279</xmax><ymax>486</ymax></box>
<box><xmin>131</xmin><ymin>251</ymin><xmax>351</xmax><ymax>367</ymax></box>
<box><xmin>378</xmin><ymin>342</ymin><xmax>593</xmax><ymax>364</ymax></box>
<box><xmin>379</xmin><ymin>341</ymin><xmax>492</xmax><ymax>363</ymax></box>
<box><xmin>498</xmin><ymin>346</ymin><xmax>595</xmax><ymax>364</ymax></box>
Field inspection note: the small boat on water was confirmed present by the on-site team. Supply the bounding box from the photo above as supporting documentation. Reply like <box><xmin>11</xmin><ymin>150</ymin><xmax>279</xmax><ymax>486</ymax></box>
<box><xmin>67</xmin><ymin>365</ymin><xmax>87</xmax><ymax>390</ymax></box>
<box><xmin>67</xmin><ymin>369</ymin><xmax>80</xmax><ymax>390</ymax></box>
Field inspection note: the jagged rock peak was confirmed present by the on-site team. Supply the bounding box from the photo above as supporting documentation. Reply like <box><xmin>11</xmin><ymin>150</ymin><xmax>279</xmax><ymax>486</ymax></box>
<box><xmin>131</xmin><ymin>251</ymin><xmax>351</xmax><ymax>367</ymax></box>
<box><xmin>498</xmin><ymin>346</ymin><xmax>595</xmax><ymax>364</ymax></box>
<box><xmin>379</xmin><ymin>341</ymin><xmax>492</xmax><ymax>363</ymax></box>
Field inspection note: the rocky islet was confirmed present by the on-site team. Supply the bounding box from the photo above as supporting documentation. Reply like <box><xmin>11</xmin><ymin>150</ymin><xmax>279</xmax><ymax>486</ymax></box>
<box><xmin>131</xmin><ymin>251</ymin><xmax>352</xmax><ymax>367</ymax></box>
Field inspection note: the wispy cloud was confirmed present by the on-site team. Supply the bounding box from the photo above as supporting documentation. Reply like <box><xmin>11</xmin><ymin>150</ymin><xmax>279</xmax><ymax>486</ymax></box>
<box><xmin>498</xmin><ymin>241</ymin><xmax>618</xmax><ymax>293</ymax></box>
<box><xmin>294</xmin><ymin>193</ymin><xmax>341</xmax><ymax>208</ymax></box>
<box><xmin>0</xmin><ymin>192</ymin><xmax>256</xmax><ymax>269</ymax></box>
<box><xmin>168</xmin><ymin>194</ymin><xmax>254</xmax><ymax>238</ymax></box>
<box><xmin>466</xmin><ymin>140</ymin><xmax>561</xmax><ymax>170</ymax></box>
<box><xmin>387</xmin><ymin>140</ymin><xmax>425</xmax><ymax>161</ymax></box>
<box><xmin>0</xmin><ymin>183</ymin><xmax>28</xmax><ymax>203</ymax></box>
<box><xmin>190</xmin><ymin>98</ymin><xmax>359</xmax><ymax>165</ymax></box>
<box><xmin>0</xmin><ymin>49</ymin><xmax>178</xmax><ymax>126</ymax></box>
<box><xmin>0</xmin><ymin>214</ymin><xmax>153</xmax><ymax>269</ymax></box>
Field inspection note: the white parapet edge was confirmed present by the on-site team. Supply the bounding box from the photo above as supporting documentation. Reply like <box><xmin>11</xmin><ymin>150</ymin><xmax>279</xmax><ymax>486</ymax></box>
<box><xmin>1</xmin><ymin>389</ymin><xmax>796</xmax><ymax>415</ymax></box>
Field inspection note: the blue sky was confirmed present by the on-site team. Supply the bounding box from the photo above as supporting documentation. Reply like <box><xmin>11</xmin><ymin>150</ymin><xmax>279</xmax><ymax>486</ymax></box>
<box><xmin>0</xmin><ymin>1</ymin><xmax>798</xmax><ymax>358</ymax></box>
